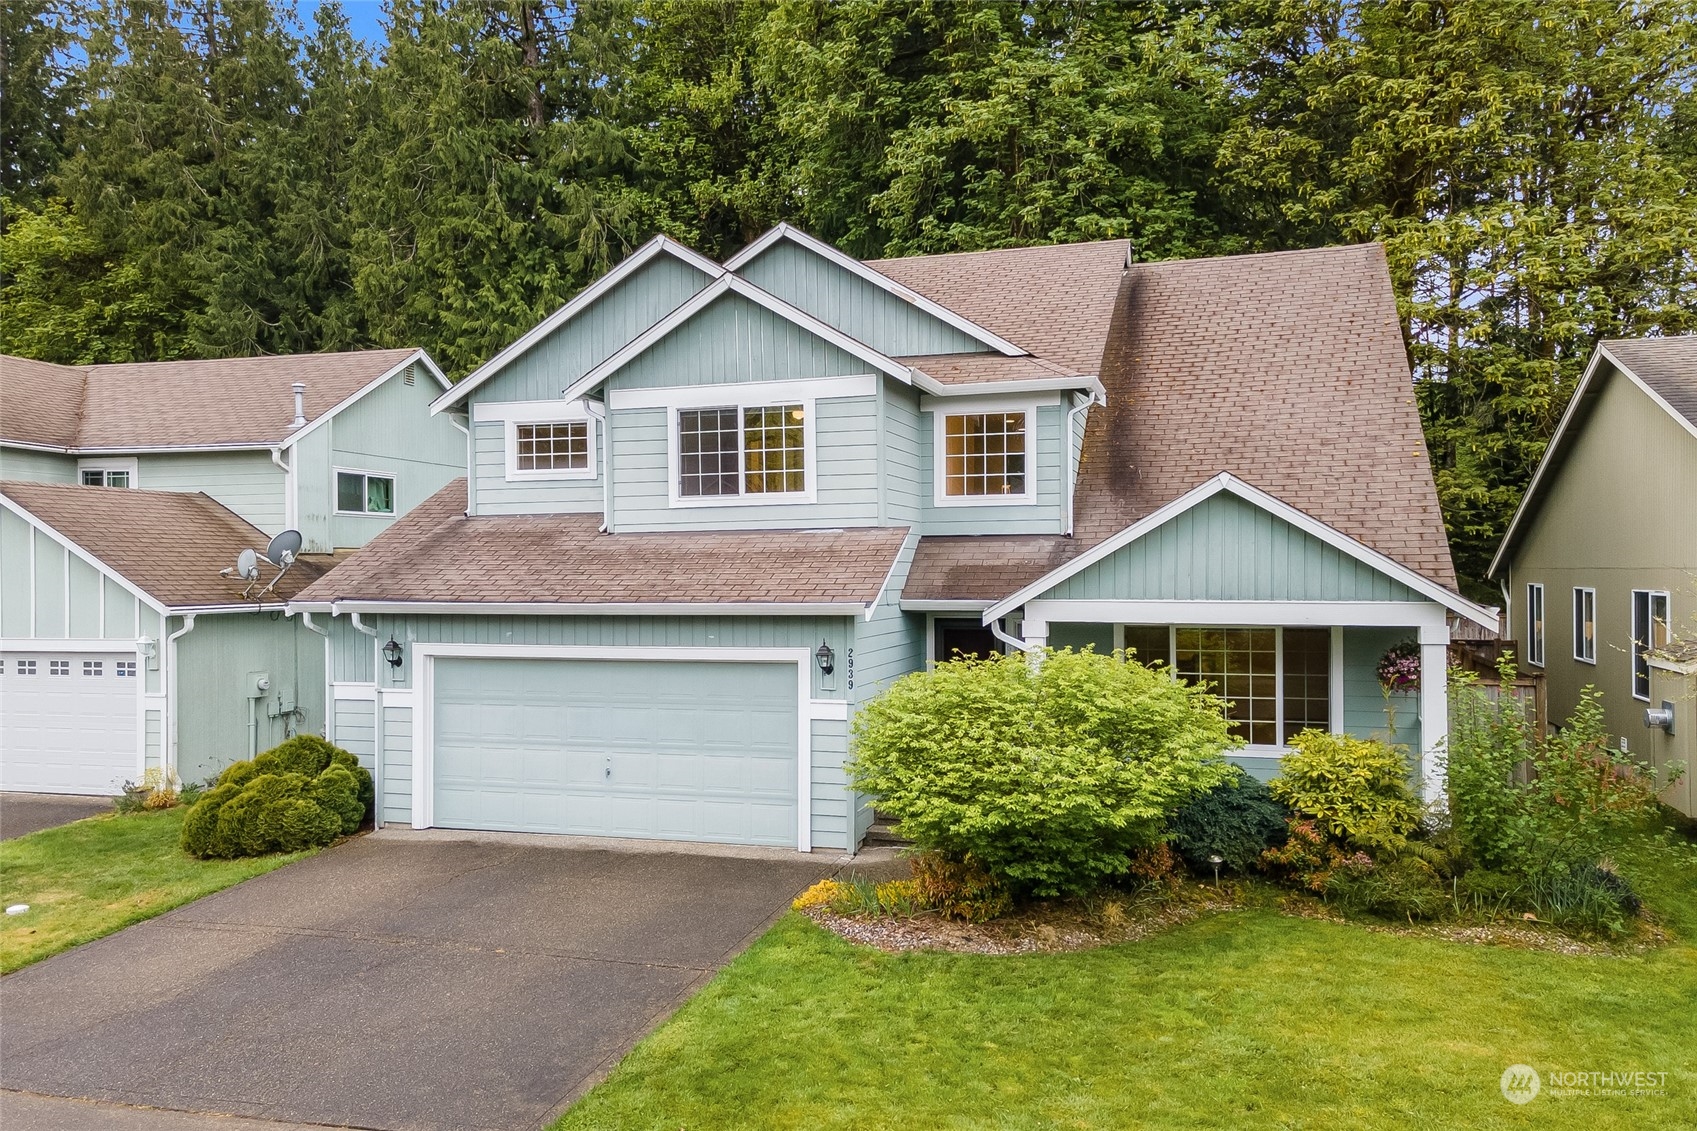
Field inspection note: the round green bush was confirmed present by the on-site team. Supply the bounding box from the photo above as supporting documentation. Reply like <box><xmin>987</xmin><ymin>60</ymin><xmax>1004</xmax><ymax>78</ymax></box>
<box><xmin>849</xmin><ymin>648</ymin><xmax>1234</xmax><ymax>897</ymax></box>
<box><xmin>1269</xmin><ymin>730</ymin><xmax>1423</xmax><ymax>852</ymax></box>
<box><xmin>1169</xmin><ymin>767</ymin><xmax>1290</xmax><ymax>873</ymax></box>
<box><xmin>180</xmin><ymin>735</ymin><xmax>372</xmax><ymax>858</ymax></box>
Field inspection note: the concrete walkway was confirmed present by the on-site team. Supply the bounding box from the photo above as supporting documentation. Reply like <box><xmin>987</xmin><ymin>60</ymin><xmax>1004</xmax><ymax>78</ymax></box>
<box><xmin>0</xmin><ymin>832</ymin><xmax>835</xmax><ymax>1130</ymax></box>
<box><xmin>0</xmin><ymin>793</ymin><xmax>112</xmax><ymax>840</ymax></box>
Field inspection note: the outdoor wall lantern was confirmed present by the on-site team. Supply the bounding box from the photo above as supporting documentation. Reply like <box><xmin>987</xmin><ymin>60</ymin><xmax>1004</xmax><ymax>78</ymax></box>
<box><xmin>383</xmin><ymin>636</ymin><xmax>405</xmax><ymax>669</ymax></box>
<box><xmin>815</xmin><ymin>640</ymin><xmax>835</xmax><ymax>676</ymax></box>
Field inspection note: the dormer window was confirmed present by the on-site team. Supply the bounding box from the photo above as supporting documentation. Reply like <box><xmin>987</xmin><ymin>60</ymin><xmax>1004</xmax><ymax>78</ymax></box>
<box><xmin>933</xmin><ymin>401</ymin><xmax>1037</xmax><ymax>506</ymax></box>
<box><xmin>675</xmin><ymin>403</ymin><xmax>808</xmax><ymax>503</ymax></box>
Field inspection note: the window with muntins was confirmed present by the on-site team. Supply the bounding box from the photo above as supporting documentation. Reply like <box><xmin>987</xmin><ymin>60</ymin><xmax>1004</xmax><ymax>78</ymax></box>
<box><xmin>1170</xmin><ymin>626</ymin><xmax>1331</xmax><ymax>748</ymax></box>
<box><xmin>943</xmin><ymin>411</ymin><xmax>1027</xmax><ymax>498</ymax></box>
<box><xmin>677</xmin><ymin>404</ymin><xmax>806</xmax><ymax>499</ymax></box>
<box><xmin>1573</xmin><ymin>587</ymin><xmax>1596</xmax><ymax>663</ymax></box>
<box><xmin>337</xmin><ymin>471</ymin><xmax>395</xmax><ymax>515</ymax></box>
<box><xmin>1632</xmin><ymin>590</ymin><xmax>1671</xmax><ymax>701</ymax></box>
<box><xmin>1526</xmin><ymin>584</ymin><xmax>1545</xmax><ymax>666</ymax></box>
<box><xmin>80</xmin><ymin>468</ymin><xmax>131</xmax><ymax>487</ymax></box>
<box><xmin>515</xmin><ymin>421</ymin><xmax>590</xmax><ymax>473</ymax></box>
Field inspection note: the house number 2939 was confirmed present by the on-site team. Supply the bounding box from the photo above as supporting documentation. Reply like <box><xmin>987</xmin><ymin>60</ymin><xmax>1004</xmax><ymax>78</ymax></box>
<box><xmin>845</xmin><ymin>648</ymin><xmax>854</xmax><ymax>691</ymax></box>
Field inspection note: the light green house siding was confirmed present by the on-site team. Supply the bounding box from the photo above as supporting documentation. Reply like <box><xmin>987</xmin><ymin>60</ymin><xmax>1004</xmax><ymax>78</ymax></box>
<box><xmin>1505</xmin><ymin>364</ymin><xmax>1696</xmax><ymax>745</ymax></box>
<box><xmin>881</xmin><ymin>381</ymin><xmax>923</xmax><ymax>524</ymax></box>
<box><xmin>1342</xmin><ymin>626</ymin><xmax>1421</xmax><ymax>760</ymax></box>
<box><xmin>610</xmin><ymin>291</ymin><xmax>870</xmax><ymax>388</ymax></box>
<box><xmin>918</xmin><ymin>403</ymin><xmax>1067</xmax><ymax>535</ymax></box>
<box><xmin>323</xmin><ymin>363</ymin><xmax>465</xmax><ymax>549</ymax></box>
<box><xmin>171</xmin><ymin>613</ymin><xmax>327</xmax><ymax>782</ymax></box>
<box><xmin>332</xmin><ymin>697</ymin><xmax>377</xmax><ymax>776</ymax></box>
<box><xmin>1046</xmin><ymin>491</ymin><xmax>1425</xmax><ymax>602</ymax></box>
<box><xmin>137</xmin><ymin>451</ymin><xmax>286</xmax><ymax>533</ymax></box>
<box><xmin>734</xmin><ymin>239</ymin><xmax>988</xmax><ymax>357</ymax></box>
<box><xmin>0</xmin><ymin>447</ymin><xmax>76</xmax><ymax>483</ymax></box>
<box><xmin>475</xmin><ymin>253</ymin><xmax>712</xmax><ymax>405</ymax></box>
<box><xmin>470</xmin><ymin>418</ymin><xmax>603</xmax><ymax>516</ymax></box>
<box><xmin>0</xmin><ymin>506</ymin><xmax>158</xmax><ymax>647</ymax></box>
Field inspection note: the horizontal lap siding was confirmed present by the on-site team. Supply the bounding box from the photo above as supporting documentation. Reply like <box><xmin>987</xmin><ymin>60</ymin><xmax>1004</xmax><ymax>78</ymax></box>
<box><xmin>610</xmin><ymin>398</ymin><xmax>880</xmax><ymax>532</ymax></box>
<box><xmin>144</xmin><ymin>711</ymin><xmax>163</xmax><ymax>770</ymax></box>
<box><xmin>471</xmin><ymin>420</ymin><xmax>602</xmax><ymax>515</ymax></box>
<box><xmin>334</xmin><ymin>698</ymin><xmax>377</xmax><ymax>773</ymax></box>
<box><xmin>0</xmin><ymin>448</ymin><xmax>77</xmax><ymax>483</ymax></box>
<box><xmin>1048</xmin><ymin>492</ymin><xmax>1425</xmax><ymax>602</ymax></box>
<box><xmin>811</xmin><ymin>719</ymin><xmax>850</xmax><ymax>850</ymax></box>
<box><xmin>479</xmin><ymin>255</ymin><xmax>711</xmax><ymax>404</ymax></box>
<box><xmin>920</xmin><ymin>403</ymin><xmax>1066</xmax><ymax>534</ymax></box>
<box><xmin>328</xmin><ymin>367</ymin><xmax>468</xmax><ymax>549</ymax></box>
<box><xmin>883</xmin><ymin>383</ymin><xmax>923</xmax><ymax>524</ymax></box>
<box><xmin>138</xmin><ymin>451</ymin><xmax>285</xmax><ymax>534</ymax></box>
<box><xmin>381</xmin><ymin>705</ymin><xmax>413</xmax><ymax>825</ymax></box>
<box><xmin>736</xmin><ymin>240</ymin><xmax>986</xmax><ymax>357</ymax></box>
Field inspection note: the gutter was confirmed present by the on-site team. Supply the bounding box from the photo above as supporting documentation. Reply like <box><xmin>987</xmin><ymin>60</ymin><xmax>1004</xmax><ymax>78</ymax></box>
<box><xmin>165</xmin><ymin>614</ymin><xmax>198</xmax><ymax>784</ymax></box>
<box><xmin>329</xmin><ymin>599</ymin><xmax>871</xmax><ymax>617</ymax></box>
<box><xmin>989</xmin><ymin>618</ymin><xmax>1038</xmax><ymax>655</ymax></box>
<box><xmin>585</xmin><ymin>399</ymin><xmax>612</xmax><ymax>532</ymax></box>
<box><xmin>1063</xmin><ymin>389</ymin><xmax>1102</xmax><ymax>537</ymax></box>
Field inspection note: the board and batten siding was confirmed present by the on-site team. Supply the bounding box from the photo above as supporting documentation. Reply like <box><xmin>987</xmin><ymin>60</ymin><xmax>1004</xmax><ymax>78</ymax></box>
<box><xmin>734</xmin><ymin>239</ymin><xmax>988</xmax><ymax>357</ymax></box>
<box><xmin>919</xmin><ymin>403</ymin><xmax>1067</xmax><ymax>535</ymax></box>
<box><xmin>1046</xmin><ymin>491</ymin><xmax>1426</xmax><ymax>602</ymax></box>
<box><xmin>610</xmin><ymin>291</ymin><xmax>875</xmax><ymax>389</ymax></box>
<box><xmin>609</xmin><ymin>396</ymin><xmax>881</xmax><ymax>531</ymax></box>
<box><xmin>0</xmin><ymin>506</ymin><xmax>163</xmax><ymax>665</ymax></box>
<box><xmin>470</xmin><ymin>418</ymin><xmax>603</xmax><ymax>515</ymax></box>
<box><xmin>137</xmin><ymin>451</ymin><xmax>286</xmax><ymax>534</ymax></box>
<box><xmin>476</xmin><ymin>253</ymin><xmax>712</xmax><ymax>405</ymax></box>
<box><xmin>1342</xmin><ymin>625</ymin><xmax>1422</xmax><ymax>774</ymax></box>
<box><xmin>0</xmin><ymin>447</ymin><xmax>77</xmax><ymax>483</ymax></box>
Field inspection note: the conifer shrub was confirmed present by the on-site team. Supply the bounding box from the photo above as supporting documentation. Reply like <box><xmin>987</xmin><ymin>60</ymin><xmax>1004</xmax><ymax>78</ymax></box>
<box><xmin>180</xmin><ymin>735</ymin><xmax>371</xmax><ymax>858</ymax></box>
<box><xmin>1169</xmin><ymin>767</ymin><xmax>1290</xmax><ymax>873</ymax></box>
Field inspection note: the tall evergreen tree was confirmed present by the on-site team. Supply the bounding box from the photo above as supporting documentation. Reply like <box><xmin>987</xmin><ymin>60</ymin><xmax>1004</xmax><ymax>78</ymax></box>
<box><xmin>0</xmin><ymin>0</ymin><xmax>81</xmax><ymax>208</ymax></box>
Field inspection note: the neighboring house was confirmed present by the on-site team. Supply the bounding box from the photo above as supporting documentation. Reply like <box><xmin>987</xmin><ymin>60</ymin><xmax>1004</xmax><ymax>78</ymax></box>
<box><xmin>0</xmin><ymin>483</ymin><xmax>332</xmax><ymax>795</ymax></box>
<box><xmin>0</xmin><ymin>349</ymin><xmax>466</xmax><ymax>553</ymax></box>
<box><xmin>291</xmin><ymin>225</ymin><xmax>1494</xmax><ymax>853</ymax></box>
<box><xmin>1489</xmin><ymin>336</ymin><xmax>1697</xmax><ymax>815</ymax></box>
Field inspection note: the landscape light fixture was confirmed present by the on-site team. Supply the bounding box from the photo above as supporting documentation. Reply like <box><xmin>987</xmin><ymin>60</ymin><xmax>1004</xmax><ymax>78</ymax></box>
<box><xmin>383</xmin><ymin>637</ymin><xmax>405</xmax><ymax>669</ymax></box>
<box><xmin>1208</xmin><ymin>854</ymin><xmax>1224</xmax><ymax>887</ymax></box>
<box><xmin>815</xmin><ymin>640</ymin><xmax>835</xmax><ymax>676</ymax></box>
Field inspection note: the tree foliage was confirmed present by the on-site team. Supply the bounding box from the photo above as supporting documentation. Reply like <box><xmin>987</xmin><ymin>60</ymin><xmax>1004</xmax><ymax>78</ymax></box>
<box><xmin>3</xmin><ymin>0</ymin><xmax>1693</xmax><ymax>590</ymax></box>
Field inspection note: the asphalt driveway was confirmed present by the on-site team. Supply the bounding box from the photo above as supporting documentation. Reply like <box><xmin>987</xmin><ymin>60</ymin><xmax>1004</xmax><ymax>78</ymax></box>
<box><xmin>1</xmin><ymin>793</ymin><xmax>113</xmax><ymax>839</ymax></box>
<box><xmin>0</xmin><ymin>831</ymin><xmax>834</xmax><ymax>1130</ymax></box>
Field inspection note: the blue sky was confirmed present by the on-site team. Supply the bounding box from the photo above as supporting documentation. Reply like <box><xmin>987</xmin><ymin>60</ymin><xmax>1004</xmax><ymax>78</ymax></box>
<box><xmin>299</xmin><ymin>1</ymin><xmax>389</xmax><ymax>45</ymax></box>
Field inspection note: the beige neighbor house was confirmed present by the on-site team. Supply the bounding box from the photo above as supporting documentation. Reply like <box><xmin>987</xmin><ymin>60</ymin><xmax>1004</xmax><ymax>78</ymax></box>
<box><xmin>1489</xmin><ymin>335</ymin><xmax>1697</xmax><ymax>817</ymax></box>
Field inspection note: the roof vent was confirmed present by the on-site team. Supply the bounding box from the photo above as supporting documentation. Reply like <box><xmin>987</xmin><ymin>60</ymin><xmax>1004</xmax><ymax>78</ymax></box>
<box><xmin>403</xmin><ymin>368</ymin><xmax>415</xmax><ymax>386</ymax></box>
<box><xmin>291</xmin><ymin>382</ymin><xmax>307</xmax><ymax>428</ymax></box>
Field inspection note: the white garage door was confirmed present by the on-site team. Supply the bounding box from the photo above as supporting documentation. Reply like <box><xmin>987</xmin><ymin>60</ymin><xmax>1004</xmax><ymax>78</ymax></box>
<box><xmin>0</xmin><ymin>651</ymin><xmax>138</xmax><ymax>795</ymax></box>
<box><xmin>431</xmin><ymin>657</ymin><xmax>799</xmax><ymax>847</ymax></box>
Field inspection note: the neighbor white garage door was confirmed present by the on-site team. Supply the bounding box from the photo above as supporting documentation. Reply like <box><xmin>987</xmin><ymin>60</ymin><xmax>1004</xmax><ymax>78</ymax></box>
<box><xmin>430</xmin><ymin>656</ymin><xmax>799</xmax><ymax>846</ymax></box>
<box><xmin>0</xmin><ymin>651</ymin><xmax>138</xmax><ymax>795</ymax></box>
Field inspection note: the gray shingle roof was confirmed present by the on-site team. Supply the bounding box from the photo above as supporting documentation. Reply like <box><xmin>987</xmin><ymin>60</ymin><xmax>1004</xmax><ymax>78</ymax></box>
<box><xmin>1604</xmin><ymin>336</ymin><xmax>1697</xmax><ymax>428</ymax></box>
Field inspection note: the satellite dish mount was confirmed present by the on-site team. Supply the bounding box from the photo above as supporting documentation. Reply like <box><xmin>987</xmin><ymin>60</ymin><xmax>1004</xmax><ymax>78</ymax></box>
<box><xmin>221</xmin><ymin>530</ymin><xmax>303</xmax><ymax>600</ymax></box>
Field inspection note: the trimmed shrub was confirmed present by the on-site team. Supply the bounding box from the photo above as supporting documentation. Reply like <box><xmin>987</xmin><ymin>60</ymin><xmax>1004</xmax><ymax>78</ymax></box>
<box><xmin>180</xmin><ymin>736</ymin><xmax>372</xmax><ymax>858</ymax></box>
<box><xmin>1170</xmin><ymin>767</ymin><xmax>1290</xmax><ymax>873</ymax></box>
<box><xmin>1270</xmin><ymin>730</ymin><xmax>1423</xmax><ymax>852</ymax></box>
<box><xmin>849</xmin><ymin>648</ymin><xmax>1234</xmax><ymax>897</ymax></box>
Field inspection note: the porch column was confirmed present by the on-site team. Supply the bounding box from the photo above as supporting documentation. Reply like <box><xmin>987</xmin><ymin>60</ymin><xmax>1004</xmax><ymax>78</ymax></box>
<box><xmin>1418</xmin><ymin>621</ymin><xmax>1450</xmax><ymax>805</ymax></box>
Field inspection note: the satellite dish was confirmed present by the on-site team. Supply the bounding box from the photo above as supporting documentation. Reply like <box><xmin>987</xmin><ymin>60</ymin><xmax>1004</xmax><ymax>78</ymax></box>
<box><xmin>266</xmin><ymin>529</ymin><xmax>303</xmax><ymax>568</ymax></box>
<box><xmin>236</xmin><ymin>548</ymin><xmax>260</xmax><ymax>581</ymax></box>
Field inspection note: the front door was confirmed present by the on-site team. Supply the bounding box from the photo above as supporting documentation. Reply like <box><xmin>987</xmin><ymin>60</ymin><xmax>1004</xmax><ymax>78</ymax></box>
<box><xmin>933</xmin><ymin>619</ymin><xmax>1001</xmax><ymax>662</ymax></box>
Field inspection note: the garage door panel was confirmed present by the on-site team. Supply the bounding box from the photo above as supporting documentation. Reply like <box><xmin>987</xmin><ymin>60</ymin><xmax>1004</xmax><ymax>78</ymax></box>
<box><xmin>431</xmin><ymin>657</ymin><xmax>798</xmax><ymax>846</ymax></box>
<box><xmin>1</xmin><ymin>651</ymin><xmax>137</xmax><ymax>795</ymax></box>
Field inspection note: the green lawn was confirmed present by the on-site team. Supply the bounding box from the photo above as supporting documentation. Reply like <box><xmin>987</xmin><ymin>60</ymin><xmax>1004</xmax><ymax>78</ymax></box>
<box><xmin>0</xmin><ymin>807</ymin><xmax>310</xmax><ymax>974</ymax></box>
<box><xmin>557</xmin><ymin>841</ymin><xmax>1697</xmax><ymax>1130</ymax></box>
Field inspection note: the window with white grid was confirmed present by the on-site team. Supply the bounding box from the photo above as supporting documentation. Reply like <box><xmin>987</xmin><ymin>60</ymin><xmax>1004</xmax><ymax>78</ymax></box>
<box><xmin>515</xmin><ymin>421</ymin><xmax>590</xmax><ymax>473</ymax></box>
<box><xmin>678</xmin><ymin>408</ymin><xmax>742</xmax><ymax>497</ymax></box>
<box><xmin>1169</xmin><ymin>626</ymin><xmax>1332</xmax><ymax>748</ymax></box>
<box><xmin>49</xmin><ymin>660</ymin><xmax>70</xmax><ymax>675</ymax></box>
<box><xmin>743</xmin><ymin>405</ymin><xmax>806</xmax><ymax>494</ymax></box>
<box><xmin>942</xmin><ymin>411</ymin><xmax>1028</xmax><ymax>499</ymax></box>
<box><xmin>16</xmin><ymin>659</ymin><xmax>36</xmax><ymax>675</ymax></box>
<box><xmin>117</xmin><ymin>661</ymin><xmax>137</xmax><ymax>677</ymax></box>
<box><xmin>83</xmin><ymin>660</ymin><xmax>104</xmax><ymax>676</ymax></box>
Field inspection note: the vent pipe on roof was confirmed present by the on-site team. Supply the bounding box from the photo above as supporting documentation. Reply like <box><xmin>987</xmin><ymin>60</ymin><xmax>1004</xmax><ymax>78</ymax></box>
<box><xmin>291</xmin><ymin>382</ymin><xmax>307</xmax><ymax>428</ymax></box>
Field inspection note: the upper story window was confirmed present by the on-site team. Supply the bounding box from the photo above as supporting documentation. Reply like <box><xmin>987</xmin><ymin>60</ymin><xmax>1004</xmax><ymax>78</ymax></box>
<box><xmin>77</xmin><ymin>458</ymin><xmax>136</xmax><ymax>488</ymax></box>
<box><xmin>1525</xmin><ymin>583</ymin><xmax>1545</xmax><ymax>667</ymax></box>
<box><xmin>933</xmin><ymin>401</ymin><xmax>1037</xmax><ymax>506</ymax></box>
<box><xmin>516</xmin><ymin>421</ymin><xmax>590</xmax><ymax>475</ymax></box>
<box><xmin>1631</xmin><ymin>590</ymin><xmax>1671</xmax><ymax>702</ymax></box>
<box><xmin>337</xmin><ymin>470</ymin><xmax>395</xmax><ymax>515</ymax></box>
<box><xmin>675</xmin><ymin>403</ymin><xmax>807</xmax><ymax>503</ymax></box>
<box><xmin>1572</xmin><ymin>586</ymin><xmax>1596</xmax><ymax>663</ymax></box>
<box><xmin>489</xmin><ymin>401</ymin><xmax>598</xmax><ymax>483</ymax></box>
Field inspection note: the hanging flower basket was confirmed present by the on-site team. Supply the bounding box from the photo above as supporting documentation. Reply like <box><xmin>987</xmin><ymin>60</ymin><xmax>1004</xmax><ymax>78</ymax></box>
<box><xmin>1376</xmin><ymin>640</ymin><xmax>1421</xmax><ymax>694</ymax></box>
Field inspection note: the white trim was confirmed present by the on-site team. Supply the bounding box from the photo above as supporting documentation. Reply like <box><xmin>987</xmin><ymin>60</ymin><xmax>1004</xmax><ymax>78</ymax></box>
<box><xmin>311</xmin><ymin>599</ymin><xmax>871</xmax><ymax>618</ymax></box>
<box><xmin>809</xmin><ymin>698</ymin><xmax>850</xmax><ymax>721</ymax></box>
<box><xmin>408</xmin><ymin>643</ymin><xmax>815</xmax><ymax>851</ymax></box>
<box><xmin>1490</xmin><ymin>343</ymin><xmax>1697</xmax><ymax>578</ymax></box>
<box><xmin>433</xmin><ymin>238</ymin><xmax>725</xmax><ymax>414</ymax></box>
<box><xmin>724</xmin><ymin>223</ymin><xmax>1028</xmax><ymax>357</ymax></box>
<box><xmin>332</xmin><ymin>466</ymin><xmax>398</xmax><ymax>517</ymax></box>
<box><xmin>0</xmin><ymin>638</ymin><xmax>141</xmax><ymax>653</ymax></box>
<box><xmin>281</xmin><ymin>350</ymin><xmax>448</xmax><ymax>450</ymax></box>
<box><xmin>1525</xmin><ymin>582</ymin><xmax>1546</xmax><ymax>667</ymax></box>
<box><xmin>7</xmin><ymin>439</ymin><xmax>272</xmax><ymax>455</ymax></box>
<box><xmin>918</xmin><ymin>392</ymin><xmax>1062</xmax><ymax>413</ymax></box>
<box><xmin>1647</xmin><ymin>654</ymin><xmax>1697</xmax><ymax>676</ymax></box>
<box><xmin>1572</xmin><ymin>586</ymin><xmax>1597</xmax><ymax>664</ymax></box>
<box><xmin>75</xmin><ymin>456</ymin><xmax>139</xmax><ymax>488</ymax></box>
<box><xmin>1419</xmin><ymin>633</ymin><xmax>1450</xmax><ymax>801</ymax></box>
<box><xmin>563</xmin><ymin>274</ymin><xmax>913</xmax><ymax>404</ymax></box>
<box><xmin>665</xmin><ymin>400</ymin><xmax>817</xmax><ymax>509</ymax></box>
<box><xmin>900</xmin><ymin>599</ymin><xmax>992</xmax><ymax>613</ymax></box>
<box><xmin>0</xmin><ymin>494</ymin><xmax>171</xmax><ymax>616</ymax></box>
<box><xmin>329</xmin><ymin>681</ymin><xmax>380</xmax><ymax>700</ymax></box>
<box><xmin>608</xmin><ymin>374</ymin><xmax>876</xmax><ymax>411</ymax></box>
<box><xmin>865</xmin><ymin>534</ymin><xmax>917</xmax><ymax>622</ymax></box>
<box><xmin>930</xmin><ymin>398</ymin><xmax>1041</xmax><ymax>508</ymax></box>
<box><xmin>1329</xmin><ymin>625</ymin><xmax>1345</xmax><ymax>733</ymax></box>
<box><xmin>1021</xmin><ymin>599</ymin><xmax>1451</xmax><ymax>631</ymax></box>
<box><xmin>471</xmin><ymin>398</ymin><xmax>594</xmax><ymax>424</ymax></box>
<box><xmin>983</xmin><ymin>473</ymin><xmax>1496</xmax><ymax>629</ymax></box>
<box><xmin>1632</xmin><ymin>589</ymin><xmax>1673</xmax><ymax>702</ymax></box>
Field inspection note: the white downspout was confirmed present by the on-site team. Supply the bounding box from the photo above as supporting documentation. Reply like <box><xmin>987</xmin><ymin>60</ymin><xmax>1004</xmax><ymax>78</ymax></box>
<box><xmin>165</xmin><ymin>614</ymin><xmax>198</xmax><ymax>786</ymax></box>
<box><xmin>989</xmin><ymin>617</ymin><xmax>1038</xmax><ymax>655</ymax></box>
<box><xmin>295</xmin><ymin>610</ymin><xmax>331</xmax><ymax>740</ymax></box>
<box><xmin>586</xmin><ymin>400</ymin><xmax>611</xmax><ymax>533</ymax></box>
<box><xmin>270</xmin><ymin>446</ymin><xmax>296</xmax><ymax>532</ymax></box>
<box><xmin>347</xmin><ymin>609</ymin><xmax>384</xmax><ymax>825</ymax></box>
<box><xmin>1063</xmin><ymin>390</ymin><xmax>1100</xmax><ymax>538</ymax></box>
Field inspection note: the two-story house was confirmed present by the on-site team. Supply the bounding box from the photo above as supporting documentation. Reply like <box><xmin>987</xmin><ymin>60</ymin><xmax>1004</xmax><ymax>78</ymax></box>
<box><xmin>1489</xmin><ymin>335</ymin><xmax>1697</xmax><ymax>816</ymax></box>
<box><xmin>292</xmin><ymin>227</ymin><xmax>1494</xmax><ymax>853</ymax></box>
<box><xmin>0</xmin><ymin>348</ymin><xmax>466</xmax><ymax>795</ymax></box>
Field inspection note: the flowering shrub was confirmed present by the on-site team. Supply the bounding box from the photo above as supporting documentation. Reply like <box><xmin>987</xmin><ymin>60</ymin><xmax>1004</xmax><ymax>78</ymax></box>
<box><xmin>1376</xmin><ymin>640</ymin><xmax>1421</xmax><ymax>693</ymax></box>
